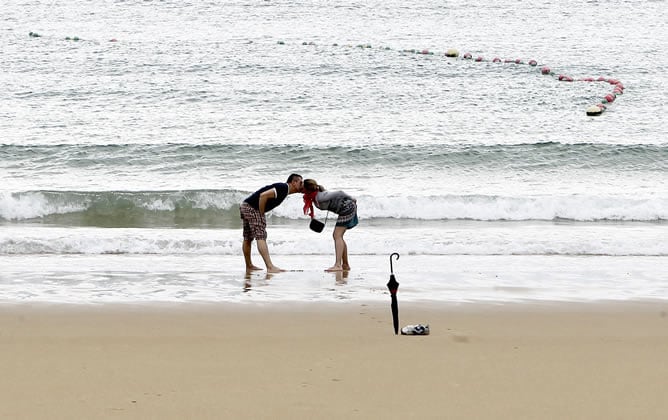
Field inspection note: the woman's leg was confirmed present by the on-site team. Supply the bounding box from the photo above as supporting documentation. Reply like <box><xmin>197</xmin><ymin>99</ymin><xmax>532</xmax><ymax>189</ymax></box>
<box><xmin>342</xmin><ymin>240</ymin><xmax>350</xmax><ymax>270</ymax></box>
<box><xmin>326</xmin><ymin>226</ymin><xmax>347</xmax><ymax>271</ymax></box>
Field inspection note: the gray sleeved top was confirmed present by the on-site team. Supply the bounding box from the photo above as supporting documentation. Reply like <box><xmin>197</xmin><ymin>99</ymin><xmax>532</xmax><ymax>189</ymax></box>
<box><xmin>315</xmin><ymin>190</ymin><xmax>354</xmax><ymax>213</ymax></box>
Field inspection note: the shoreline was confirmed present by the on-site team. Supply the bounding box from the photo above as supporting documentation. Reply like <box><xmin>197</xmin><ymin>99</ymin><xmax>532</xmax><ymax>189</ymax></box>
<box><xmin>2</xmin><ymin>253</ymin><xmax>666</xmax><ymax>304</ymax></box>
<box><xmin>3</xmin><ymin>297</ymin><xmax>668</xmax><ymax>309</ymax></box>
<box><xmin>2</xmin><ymin>301</ymin><xmax>667</xmax><ymax>419</ymax></box>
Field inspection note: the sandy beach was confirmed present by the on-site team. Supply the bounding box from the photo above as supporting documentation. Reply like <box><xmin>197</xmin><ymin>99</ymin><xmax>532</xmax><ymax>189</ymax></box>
<box><xmin>1</xmin><ymin>301</ymin><xmax>667</xmax><ymax>419</ymax></box>
<box><xmin>3</xmin><ymin>0</ymin><xmax>666</xmax><ymax>419</ymax></box>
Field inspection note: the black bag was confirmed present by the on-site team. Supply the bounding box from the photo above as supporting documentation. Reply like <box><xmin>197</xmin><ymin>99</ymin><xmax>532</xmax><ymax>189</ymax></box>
<box><xmin>309</xmin><ymin>211</ymin><xmax>329</xmax><ymax>233</ymax></box>
<box><xmin>309</xmin><ymin>218</ymin><xmax>325</xmax><ymax>233</ymax></box>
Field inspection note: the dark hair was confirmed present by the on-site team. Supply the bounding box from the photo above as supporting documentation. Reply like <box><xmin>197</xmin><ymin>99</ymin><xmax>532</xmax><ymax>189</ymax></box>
<box><xmin>287</xmin><ymin>173</ymin><xmax>302</xmax><ymax>183</ymax></box>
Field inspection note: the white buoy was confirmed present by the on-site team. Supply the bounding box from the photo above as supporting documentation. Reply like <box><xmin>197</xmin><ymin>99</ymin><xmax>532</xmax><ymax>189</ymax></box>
<box><xmin>445</xmin><ymin>48</ymin><xmax>459</xmax><ymax>57</ymax></box>
<box><xmin>586</xmin><ymin>105</ymin><xmax>604</xmax><ymax>116</ymax></box>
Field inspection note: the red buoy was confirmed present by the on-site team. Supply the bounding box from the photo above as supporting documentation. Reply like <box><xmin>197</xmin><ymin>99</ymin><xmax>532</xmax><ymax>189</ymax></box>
<box><xmin>528</xmin><ymin>59</ymin><xmax>537</xmax><ymax>66</ymax></box>
<box><xmin>493</xmin><ymin>57</ymin><xmax>501</xmax><ymax>63</ymax></box>
<box><xmin>541</xmin><ymin>66</ymin><xmax>551</xmax><ymax>74</ymax></box>
<box><xmin>558</xmin><ymin>75</ymin><xmax>573</xmax><ymax>82</ymax></box>
<box><xmin>463</xmin><ymin>52</ymin><xmax>472</xmax><ymax>59</ymax></box>
<box><xmin>475</xmin><ymin>56</ymin><xmax>483</xmax><ymax>62</ymax></box>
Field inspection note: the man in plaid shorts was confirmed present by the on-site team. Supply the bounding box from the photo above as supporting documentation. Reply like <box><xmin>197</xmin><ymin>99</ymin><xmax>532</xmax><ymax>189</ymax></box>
<box><xmin>240</xmin><ymin>173</ymin><xmax>303</xmax><ymax>273</ymax></box>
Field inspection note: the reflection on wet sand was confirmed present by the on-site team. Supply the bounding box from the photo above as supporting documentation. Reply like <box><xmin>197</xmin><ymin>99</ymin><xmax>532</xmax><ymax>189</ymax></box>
<box><xmin>334</xmin><ymin>270</ymin><xmax>349</xmax><ymax>285</ymax></box>
<box><xmin>244</xmin><ymin>270</ymin><xmax>274</xmax><ymax>292</ymax></box>
<box><xmin>242</xmin><ymin>269</ymin><xmax>349</xmax><ymax>293</ymax></box>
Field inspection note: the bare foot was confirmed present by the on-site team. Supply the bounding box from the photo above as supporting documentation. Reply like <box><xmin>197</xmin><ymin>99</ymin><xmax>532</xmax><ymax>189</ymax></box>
<box><xmin>246</xmin><ymin>265</ymin><xmax>263</xmax><ymax>272</ymax></box>
<box><xmin>325</xmin><ymin>265</ymin><xmax>343</xmax><ymax>272</ymax></box>
<box><xmin>342</xmin><ymin>265</ymin><xmax>351</xmax><ymax>271</ymax></box>
<box><xmin>267</xmin><ymin>266</ymin><xmax>286</xmax><ymax>273</ymax></box>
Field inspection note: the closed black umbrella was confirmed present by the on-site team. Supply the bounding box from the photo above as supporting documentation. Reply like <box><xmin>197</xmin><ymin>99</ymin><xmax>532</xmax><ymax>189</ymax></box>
<box><xmin>387</xmin><ymin>252</ymin><xmax>400</xmax><ymax>335</ymax></box>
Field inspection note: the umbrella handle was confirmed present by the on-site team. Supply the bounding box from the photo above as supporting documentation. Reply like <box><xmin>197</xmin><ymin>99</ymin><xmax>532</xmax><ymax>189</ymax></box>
<box><xmin>390</xmin><ymin>252</ymin><xmax>400</xmax><ymax>274</ymax></box>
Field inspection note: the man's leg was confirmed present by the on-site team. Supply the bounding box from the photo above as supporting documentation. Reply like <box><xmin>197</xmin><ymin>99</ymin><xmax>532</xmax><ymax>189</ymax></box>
<box><xmin>241</xmin><ymin>204</ymin><xmax>263</xmax><ymax>272</ymax></box>
<box><xmin>243</xmin><ymin>239</ymin><xmax>262</xmax><ymax>271</ymax></box>
<box><xmin>257</xmin><ymin>239</ymin><xmax>284</xmax><ymax>273</ymax></box>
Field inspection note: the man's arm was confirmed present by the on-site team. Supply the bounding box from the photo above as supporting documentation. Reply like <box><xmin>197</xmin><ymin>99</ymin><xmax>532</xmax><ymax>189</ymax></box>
<box><xmin>258</xmin><ymin>188</ymin><xmax>277</xmax><ymax>213</ymax></box>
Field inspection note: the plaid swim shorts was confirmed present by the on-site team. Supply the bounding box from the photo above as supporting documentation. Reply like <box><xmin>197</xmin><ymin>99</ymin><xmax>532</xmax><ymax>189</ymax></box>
<box><xmin>240</xmin><ymin>202</ymin><xmax>267</xmax><ymax>241</ymax></box>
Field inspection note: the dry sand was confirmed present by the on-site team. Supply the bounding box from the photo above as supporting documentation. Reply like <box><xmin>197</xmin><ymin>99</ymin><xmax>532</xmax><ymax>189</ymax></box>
<box><xmin>1</xmin><ymin>301</ymin><xmax>667</xmax><ymax>419</ymax></box>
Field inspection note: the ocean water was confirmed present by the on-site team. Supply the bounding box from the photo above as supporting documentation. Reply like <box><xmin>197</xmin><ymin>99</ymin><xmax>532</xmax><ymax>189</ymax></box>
<box><xmin>1</xmin><ymin>0</ymin><xmax>666</xmax><ymax>304</ymax></box>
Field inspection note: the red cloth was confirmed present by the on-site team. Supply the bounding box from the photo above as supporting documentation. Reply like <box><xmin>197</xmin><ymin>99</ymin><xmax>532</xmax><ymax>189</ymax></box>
<box><xmin>303</xmin><ymin>191</ymin><xmax>318</xmax><ymax>218</ymax></box>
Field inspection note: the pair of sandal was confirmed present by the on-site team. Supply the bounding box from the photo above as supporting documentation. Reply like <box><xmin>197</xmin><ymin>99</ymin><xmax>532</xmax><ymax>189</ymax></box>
<box><xmin>401</xmin><ymin>324</ymin><xmax>430</xmax><ymax>335</ymax></box>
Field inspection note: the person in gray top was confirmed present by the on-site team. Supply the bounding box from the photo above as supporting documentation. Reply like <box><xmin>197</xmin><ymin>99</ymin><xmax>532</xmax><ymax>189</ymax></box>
<box><xmin>303</xmin><ymin>179</ymin><xmax>358</xmax><ymax>272</ymax></box>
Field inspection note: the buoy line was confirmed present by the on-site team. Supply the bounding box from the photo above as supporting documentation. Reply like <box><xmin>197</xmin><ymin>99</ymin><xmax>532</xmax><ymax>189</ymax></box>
<box><xmin>25</xmin><ymin>31</ymin><xmax>623</xmax><ymax>116</ymax></box>
<box><xmin>280</xmin><ymin>41</ymin><xmax>624</xmax><ymax>116</ymax></box>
